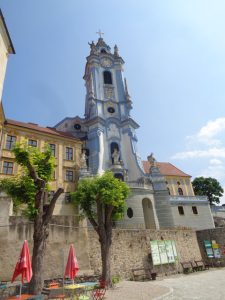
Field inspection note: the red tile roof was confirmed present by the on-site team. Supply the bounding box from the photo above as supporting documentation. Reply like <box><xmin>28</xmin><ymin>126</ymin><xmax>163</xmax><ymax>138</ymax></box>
<box><xmin>5</xmin><ymin>119</ymin><xmax>81</xmax><ymax>142</ymax></box>
<box><xmin>142</xmin><ymin>161</ymin><xmax>191</xmax><ymax>177</ymax></box>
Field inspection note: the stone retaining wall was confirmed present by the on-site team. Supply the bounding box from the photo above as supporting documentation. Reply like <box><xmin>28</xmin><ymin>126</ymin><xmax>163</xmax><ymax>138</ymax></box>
<box><xmin>88</xmin><ymin>228</ymin><xmax>202</xmax><ymax>279</ymax></box>
<box><xmin>196</xmin><ymin>227</ymin><xmax>225</xmax><ymax>265</ymax></box>
<box><xmin>0</xmin><ymin>216</ymin><xmax>91</xmax><ymax>281</ymax></box>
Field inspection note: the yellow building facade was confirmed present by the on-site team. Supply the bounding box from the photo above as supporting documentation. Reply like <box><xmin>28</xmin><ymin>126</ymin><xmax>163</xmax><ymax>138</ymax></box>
<box><xmin>0</xmin><ymin>119</ymin><xmax>83</xmax><ymax>215</ymax></box>
<box><xmin>0</xmin><ymin>10</ymin><xmax>15</xmax><ymax>156</ymax></box>
<box><xmin>143</xmin><ymin>161</ymin><xmax>195</xmax><ymax>196</ymax></box>
<box><xmin>0</xmin><ymin>10</ymin><xmax>15</xmax><ymax>103</ymax></box>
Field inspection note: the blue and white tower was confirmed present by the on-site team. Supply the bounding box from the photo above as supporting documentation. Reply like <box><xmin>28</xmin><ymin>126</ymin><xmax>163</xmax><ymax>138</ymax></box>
<box><xmin>83</xmin><ymin>37</ymin><xmax>144</xmax><ymax>181</ymax></box>
<box><xmin>55</xmin><ymin>36</ymin><xmax>174</xmax><ymax>229</ymax></box>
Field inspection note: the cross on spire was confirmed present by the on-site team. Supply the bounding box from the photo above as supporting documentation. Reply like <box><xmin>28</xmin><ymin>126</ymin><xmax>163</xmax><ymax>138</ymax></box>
<box><xmin>96</xmin><ymin>30</ymin><xmax>104</xmax><ymax>38</ymax></box>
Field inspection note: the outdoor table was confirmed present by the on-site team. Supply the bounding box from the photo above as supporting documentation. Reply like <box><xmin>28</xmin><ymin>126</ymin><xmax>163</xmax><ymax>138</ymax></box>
<box><xmin>64</xmin><ymin>284</ymin><xmax>86</xmax><ymax>299</ymax></box>
<box><xmin>5</xmin><ymin>294</ymin><xmax>35</xmax><ymax>300</ymax></box>
<box><xmin>79</xmin><ymin>282</ymin><xmax>98</xmax><ymax>291</ymax></box>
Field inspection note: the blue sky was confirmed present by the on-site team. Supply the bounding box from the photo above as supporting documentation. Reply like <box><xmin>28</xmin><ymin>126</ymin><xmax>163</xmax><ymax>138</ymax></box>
<box><xmin>1</xmin><ymin>0</ymin><xmax>225</xmax><ymax>203</ymax></box>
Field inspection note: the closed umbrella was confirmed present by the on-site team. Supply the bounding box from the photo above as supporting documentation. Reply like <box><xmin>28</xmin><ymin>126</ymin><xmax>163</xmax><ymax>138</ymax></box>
<box><xmin>64</xmin><ymin>244</ymin><xmax>79</xmax><ymax>284</ymax></box>
<box><xmin>11</xmin><ymin>240</ymin><xmax>33</xmax><ymax>296</ymax></box>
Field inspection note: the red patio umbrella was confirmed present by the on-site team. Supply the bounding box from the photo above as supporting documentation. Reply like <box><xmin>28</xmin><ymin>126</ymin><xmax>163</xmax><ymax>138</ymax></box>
<box><xmin>11</xmin><ymin>240</ymin><xmax>33</xmax><ymax>283</ymax></box>
<box><xmin>64</xmin><ymin>244</ymin><xmax>79</xmax><ymax>282</ymax></box>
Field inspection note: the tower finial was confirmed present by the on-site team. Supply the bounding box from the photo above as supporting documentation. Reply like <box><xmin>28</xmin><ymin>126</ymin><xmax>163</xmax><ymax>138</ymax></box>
<box><xmin>96</xmin><ymin>30</ymin><xmax>104</xmax><ymax>38</ymax></box>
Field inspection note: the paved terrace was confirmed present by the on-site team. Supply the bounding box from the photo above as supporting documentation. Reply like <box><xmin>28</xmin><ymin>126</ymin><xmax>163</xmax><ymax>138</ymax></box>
<box><xmin>105</xmin><ymin>268</ymin><xmax>225</xmax><ymax>300</ymax></box>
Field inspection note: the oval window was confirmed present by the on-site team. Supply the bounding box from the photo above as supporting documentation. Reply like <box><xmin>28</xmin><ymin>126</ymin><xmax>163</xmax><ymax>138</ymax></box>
<box><xmin>127</xmin><ymin>207</ymin><xmax>133</xmax><ymax>218</ymax></box>
<box><xmin>74</xmin><ymin>124</ymin><xmax>81</xmax><ymax>130</ymax></box>
<box><xmin>107</xmin><ymin>107</ymin><xmax>115</xmax><ymax>113</ymax></box>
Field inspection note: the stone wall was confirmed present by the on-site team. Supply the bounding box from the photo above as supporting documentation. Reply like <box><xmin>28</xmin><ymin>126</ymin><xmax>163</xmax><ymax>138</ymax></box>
<box><xmin>196</xmin><ymin>227</ymin><xmax>225</xmax><ymax>265</ymax></box>
<box><xmin>88</xmin><ymin>228</ymin><xmax>202</xmax><ymax>279</ymax></box>
<box><xmin>0</xmin><ymin>215</ymin><xmax>91</xmax><ymax>281</ymax></box>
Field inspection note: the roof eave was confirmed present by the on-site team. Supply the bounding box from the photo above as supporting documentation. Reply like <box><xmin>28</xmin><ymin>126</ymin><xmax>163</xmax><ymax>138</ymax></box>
<box><xmin>0</xmin><ymin>9</ymin><xmax>15</xmax><ymax>54</ymax></box>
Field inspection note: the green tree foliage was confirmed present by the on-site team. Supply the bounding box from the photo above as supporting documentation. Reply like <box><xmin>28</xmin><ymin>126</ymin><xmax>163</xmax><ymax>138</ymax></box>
<box><xmin>0</xmin><ymin>142</ymin><xmax>63</xmax><ymax>294</ymax></box>
<box><xmin>0</xmin><ymin>143</ymin><xmax>55</xmax><ymax>218</ymax></box>
<box><xmin>72</xmin><ymin>171</ymin><xmax>130</xmax><ymax>284</ymax></box>
<box><xmin>192</xmin><ymin>176</ymin><xmax>224</xmax><ymax>205</ymax></box>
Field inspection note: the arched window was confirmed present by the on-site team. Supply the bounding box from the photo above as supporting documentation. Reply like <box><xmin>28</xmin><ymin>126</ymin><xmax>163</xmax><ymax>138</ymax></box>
<box><xmin>101</xmin><ymin>49</ymin><xmax>107</xmax><ymax>53</ymax></box>
<box><xmin>103</xmin><ymin>71</ymin><xmax>112</xmax><ymax>84</ymax></box>
<box><xmin>127</xmin><ymin>207</ymin><xmax>133</xmax><ymax>218</ymax></box>
<box><xmin>178</xmin><ymin>187</ymin><xmax>183</xmax><ymax>195</ymax></box>
<box><xmin>114</xmin><ymin>173</ymin><xmax>124</xmax><ymax>181</ymax></box>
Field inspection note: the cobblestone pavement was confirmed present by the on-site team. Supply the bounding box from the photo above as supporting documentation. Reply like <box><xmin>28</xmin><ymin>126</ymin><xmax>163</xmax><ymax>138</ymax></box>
<box><xmin>105</xmin><ymin>280</ymin><xmax>171</xmax><ymax>300</ymax></box>
<box><xmin>105</xmin><ymin>268</ymin><xmax>225</xmax><ymax>300</ymax></box>
<box><xmin>152</xmin><ymin>268</ymin><xmax>225</xmax><ymax>300</ymax></box>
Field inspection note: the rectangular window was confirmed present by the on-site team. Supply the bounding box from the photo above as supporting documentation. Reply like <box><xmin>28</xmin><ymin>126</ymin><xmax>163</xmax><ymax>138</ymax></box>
<box><xmin>65</xmin><ymin>192</ymin><xmax>72</xmax><ymax>203</ymax></box>
<box><xmin>178</xmin><ymin>206</ymin><xmax>184</xmax><ymax>215</ymax></box>
<box><xmin>65</xmin><ymin>170</ymin><xmax>73</xmax><ymax>182</ymax></box>
<box><xmin>65</xmin><ymin>147</ymin><xmax>73</xmax><ymax>160</ymax></box>
<box><xmin>28</xmin><ymin>139</ymin><xmax>37</xmax><ymax>147</ymax></box>
<box><xmin>192</xmin><ymin>206</ymin><xmax>198</xmax><ymax>215</ymax></box>
<box><xmin>49</xmin><ymin>143</ymin><xmax>56</xmax><ymax>156</ymax></box>
<box><xmin>2</xmin><ymin>161</ymin><xmax>13</xmax><ymax>175</ymax></box>
<box><xmin>6</xmin><ymin>135</ymin><xmax>16</xmax><ymax>150</ymax></box>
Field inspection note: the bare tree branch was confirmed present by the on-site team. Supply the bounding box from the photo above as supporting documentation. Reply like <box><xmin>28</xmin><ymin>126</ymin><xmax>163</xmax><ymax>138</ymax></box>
<box><xmin>43</xmin><ymin>188</ymin><xmax>64</xmax><ymax>226</ymax></box>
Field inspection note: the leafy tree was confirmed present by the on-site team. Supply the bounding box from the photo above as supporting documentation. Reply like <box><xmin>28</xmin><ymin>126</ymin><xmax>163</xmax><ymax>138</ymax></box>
<box><xmin>192</xmin><ymin>176</ymin><xmax>224</xmax><ymax>205</ymax></box>
<box><xmin>71</xmin><ymin>171</ymin><xmax>130</xmax><ymax>284</ymax></box>
<box><xmin>0</xmin><ymin>143</ymin><xmax>64</xmax><ymax>294</ymax></box>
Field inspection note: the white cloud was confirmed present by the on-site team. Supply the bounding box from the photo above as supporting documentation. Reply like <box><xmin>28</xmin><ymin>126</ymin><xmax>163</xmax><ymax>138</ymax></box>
<box><xmin>186</xmin><ymin>117</ymin><xmax>225</xmax><ymax>147</ymax></box>
<box><xmin>209</xmin><ymin>158</ymin><xmax>223</xmax><ymax>166</ymax></box>
<box><xmin>197</xmin><ymin>164</ymin><xmax>225</xmax><ymax>181</ymax></box>
<box><xmin>171</xmin><ymin>147</ymin><xmax>225</xmax><ymax>160</ymax></box>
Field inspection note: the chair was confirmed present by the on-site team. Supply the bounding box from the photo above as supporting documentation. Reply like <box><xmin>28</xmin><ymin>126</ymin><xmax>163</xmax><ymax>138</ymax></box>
<box><xmin>91</xmin><ymin>280</ymin><xmax>107</xmax><ymax>300</ymax></box>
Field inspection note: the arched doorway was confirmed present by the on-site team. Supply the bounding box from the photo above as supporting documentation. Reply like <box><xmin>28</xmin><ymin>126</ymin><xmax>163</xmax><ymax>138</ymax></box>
<box><xmin>142</xmin><ymin>198</ymin><xmax>156</xmax><ymax>229</ymax></box>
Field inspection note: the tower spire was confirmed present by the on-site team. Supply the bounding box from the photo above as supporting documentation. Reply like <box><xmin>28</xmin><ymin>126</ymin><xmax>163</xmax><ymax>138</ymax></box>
<box><xmin>96</xmin><ymin>30</ymin><xmax>104</xmax><ymax>38</ymax></box>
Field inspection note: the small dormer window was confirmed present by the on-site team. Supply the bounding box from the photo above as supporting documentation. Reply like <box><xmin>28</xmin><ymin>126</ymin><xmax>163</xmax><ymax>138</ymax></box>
<box><xmin>103</xmin><ymin>71</ymin><xmax>112</xmax><ymax>84</ymax></box>
<box><xmin>101</xmin><ymin>49</ymin><xmax>107</xmax><ymax>53</ymax></box>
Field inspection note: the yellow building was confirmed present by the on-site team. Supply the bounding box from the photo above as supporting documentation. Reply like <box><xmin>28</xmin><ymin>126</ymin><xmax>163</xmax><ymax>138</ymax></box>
<box><xmin>0</xmin><ymin>10</ymin><xmax>15</xmax><ymax>154</ymax></box>
<box><xmin>142</xmin><ymin>161</ymin><xmax>195</xmax><ymax>196</ymax></box>
<box><xmin>0</xmin><ymin>10</ymin><xmax>15</xmax><ymax>102</ymax></box>
<box><xmin>0</xmin><ymin>118</ymin><xmax>83</xmax><ymax>215</ymax></box>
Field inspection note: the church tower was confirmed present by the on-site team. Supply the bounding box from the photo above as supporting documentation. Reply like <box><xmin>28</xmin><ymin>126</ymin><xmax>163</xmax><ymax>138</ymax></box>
<box><xmin>83</xmin><ymin>36</ymin><xmax>144</xmax><ymax>180</ymax></box>
<box><xmin>55</xmin><ymin>35</ymin><xmax>174</xmax><ymax>229</ymax></box>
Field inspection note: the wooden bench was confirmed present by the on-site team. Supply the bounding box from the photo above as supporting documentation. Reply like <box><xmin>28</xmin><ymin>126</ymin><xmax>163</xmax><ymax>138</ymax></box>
<box><xmin>195</xmin><ymin>260</ymin><xmax>210</xmax><ymax>270</ymax></box>
<box><xmin>132</xmin><ymin>268</ymin><xmax>156</xmax><ymax>281</ymax></box>
<box><xmin>180</xmin><ymin>262</ymin><xmax>192</xmax><ymax>274</ymax></box>
<box><xmin>190</xmin><ymin>261</ymin><xmax>199</xmax><ymax>272</ymax></box>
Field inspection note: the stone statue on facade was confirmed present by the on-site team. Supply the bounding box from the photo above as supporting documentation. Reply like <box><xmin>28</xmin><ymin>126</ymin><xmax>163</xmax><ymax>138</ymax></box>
<box><xmin>89</xmin><ymin>41</ymin><xmax>97</xmax><ymax>54</ymax></box>
<box><xmin>80</xmin><ymin>151</ymin><xmax>87</xmax><ymax>169</ymax></box>
<box><xmin>112</xmin><ymin>148</ymin><xmax>120</xmax><ymax>165</ymax></box>
<box><xmin>147</xmin><ymin>152</ymin><xmax>157</xmax><ymax>167</ymax></box>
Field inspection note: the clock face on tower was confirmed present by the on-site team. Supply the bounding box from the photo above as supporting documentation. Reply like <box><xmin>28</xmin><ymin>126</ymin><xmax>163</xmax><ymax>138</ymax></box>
<box><xmin>100</xmin><ymin>58</ymin><xmax>113</xmax><ymax>68</ymax></box>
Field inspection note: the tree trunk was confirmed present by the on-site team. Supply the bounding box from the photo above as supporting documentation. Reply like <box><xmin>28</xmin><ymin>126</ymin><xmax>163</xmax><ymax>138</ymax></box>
<box><xmin>101</xmin><ymin>237</ymin><xmax>111</xmax><ymax>285</ymax></box>
<box><xmin>29</xmin><ymin>219</ymin><xmax>48</xmax><ymax>294</ymax></box>
<box><xmin>99</xmin><ymin>221</ymin><xmax>112</xmax><ymax>286</ymax></box>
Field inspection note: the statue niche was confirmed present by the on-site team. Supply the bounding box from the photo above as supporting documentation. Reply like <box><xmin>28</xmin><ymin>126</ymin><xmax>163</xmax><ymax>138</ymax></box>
<box><xmin>111</xmin><ymin>142</ymin><xmax>120</xmax><ymax>165</ymax></box>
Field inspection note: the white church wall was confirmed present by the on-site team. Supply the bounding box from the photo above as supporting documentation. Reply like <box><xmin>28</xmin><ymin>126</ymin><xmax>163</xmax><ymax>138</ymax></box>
<box><xmin>171</xmin><ymin>204</ymin><xmax>215</xmax><ymax>230</ymax></box>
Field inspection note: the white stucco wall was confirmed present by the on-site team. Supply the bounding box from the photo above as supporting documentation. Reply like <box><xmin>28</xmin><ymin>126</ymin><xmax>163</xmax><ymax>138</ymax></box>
<box><xmin>171</xmin><ymin>204</ymin><xmax>215</xmax><ymax>230</ymax></box>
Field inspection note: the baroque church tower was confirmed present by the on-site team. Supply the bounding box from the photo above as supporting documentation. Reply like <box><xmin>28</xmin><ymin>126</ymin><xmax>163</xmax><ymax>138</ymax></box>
<box><xmin>55</xmin><ymin>36</ymin><xmax>174</xmax><ymax>229</ymax></box>
<box><xmin>83</xmin><ymin>37</ymin><xmax>142</xmax><ymax>180</ymax></box>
